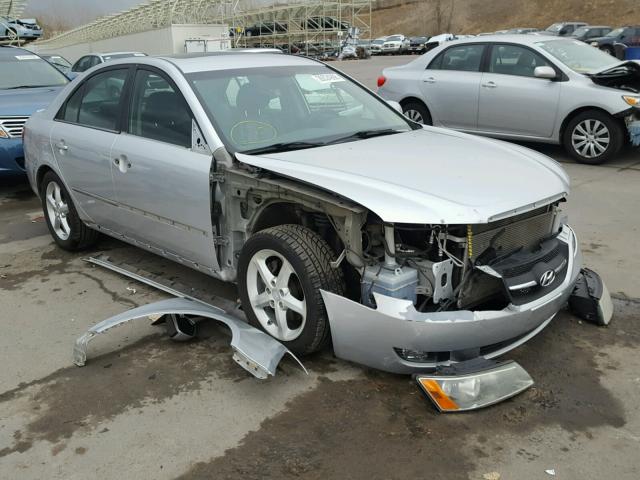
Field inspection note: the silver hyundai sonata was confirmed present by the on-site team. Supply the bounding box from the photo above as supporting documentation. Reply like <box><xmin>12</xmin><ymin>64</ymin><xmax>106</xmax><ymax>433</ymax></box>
<box><xmin>25</xmin><ymin>52</ymin><xmax>583</xmax><ymax>373</ymax></box>
<box><xmin>377</xmin><ymin>35</ymin><xmax>640</xmax><ymax>164</ymax></box>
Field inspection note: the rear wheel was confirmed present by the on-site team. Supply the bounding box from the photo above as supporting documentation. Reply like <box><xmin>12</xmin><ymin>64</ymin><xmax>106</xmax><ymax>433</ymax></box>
<box><xmin>40</xmin><ymin>171</ymin><xmax>99</xmax><ymax>250</ymax></box>
<box><xmin>563</xmin><ymin>110</ymin><xmax>623</xmax><ymax>165</ymax></box>
<box><xmin>402</xmin><ymin>100</ymin><xmax>433</xmax><ymax>125</ymax></box>
<box><xmin>237</xmin><ymin>224</ymin><xmax>345</xmax><ymax>355</ymax></box>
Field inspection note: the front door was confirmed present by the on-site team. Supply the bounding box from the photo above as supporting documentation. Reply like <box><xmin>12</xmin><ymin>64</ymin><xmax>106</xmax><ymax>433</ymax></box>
<box><xmin>419</xmin><ymin>43</ymin><xmax>485</xmax><ymax>130</ymax></box>
<box><xmin>477</xmin><ymin>44</ymin><xmax>561</xmax><ymax>138</ymax></box>
<box><xmin>50</xmin><ymin>67</ymin><xmax>130</xmax><ymax>227</ymax></box>
<box><xmin>110</xmin><ymin>67</ymin><xmax>218</xmax><ymax>271</ymax></box>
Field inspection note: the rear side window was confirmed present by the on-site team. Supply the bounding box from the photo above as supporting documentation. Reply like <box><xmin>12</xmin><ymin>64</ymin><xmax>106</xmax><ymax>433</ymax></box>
<box><xmin>76</xmin><ymin>69</ymin><xmax>128</xmax><ymax>130</ymax></box>
<box><xmin>59</xmin><ymin>86</ymin><xmax>83</xmax><ymax>122</ymax></box>
<box><xmin>429</xmin><ymin>44</ymin><xmax>485</xmax><ymax>72</ymax></box>
<box><xmin>127</xmin><ymin>69</ymin><xmax>192</xmax><ymax>148</ymax></box>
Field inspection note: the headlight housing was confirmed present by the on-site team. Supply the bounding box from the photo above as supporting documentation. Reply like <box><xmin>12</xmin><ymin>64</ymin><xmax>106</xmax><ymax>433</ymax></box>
<box><xmin>623</xmin><ymin>95</ymin><xmax>640</xmax><ymax>107</ymax></box>
<box><xmin>0</xmin><ymin>126</ymin><xmax>9</xmax><ymax>139</ymax></box>
<box><xmin>415</xmin><ymin>359</ymin><xmax>534</xmax><ymax>412</ymax></box>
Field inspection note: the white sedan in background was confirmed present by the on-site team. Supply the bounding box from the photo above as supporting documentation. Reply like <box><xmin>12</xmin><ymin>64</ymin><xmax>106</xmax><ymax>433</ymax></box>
<box><xmin>377</xmin><ymin>35</ymin><xmax>640</xmax><ymax>164</ymax></box>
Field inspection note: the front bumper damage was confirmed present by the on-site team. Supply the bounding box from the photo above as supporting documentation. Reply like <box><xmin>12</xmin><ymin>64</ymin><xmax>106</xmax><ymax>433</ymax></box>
<box><xmin>322</xmin><ymin>225</ymin><xmax>582</xmax><ymax>374</ymax></box>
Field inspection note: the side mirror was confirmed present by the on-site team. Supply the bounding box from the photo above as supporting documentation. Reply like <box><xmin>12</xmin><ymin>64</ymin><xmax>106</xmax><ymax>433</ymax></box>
<box><xmin>386</xmin><ymin>100</ymin><xmax>403</xmax><ymax>113</ymax></box>
<box><xmin>534</xmin><ymin>66</ymin><xmax>557</xmax><ymax>80</ymax></box>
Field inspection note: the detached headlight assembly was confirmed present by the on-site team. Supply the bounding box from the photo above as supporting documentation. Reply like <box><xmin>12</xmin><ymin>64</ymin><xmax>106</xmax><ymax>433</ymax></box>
<box><xmin>415</xmin><ymin>359</ymin><xmax>534</xmax><ymax>412</ymax></box>
<box><xmin>623</xmin><ymin>95</ymin><xmax>640</xmax><ymax>107</ymax></box>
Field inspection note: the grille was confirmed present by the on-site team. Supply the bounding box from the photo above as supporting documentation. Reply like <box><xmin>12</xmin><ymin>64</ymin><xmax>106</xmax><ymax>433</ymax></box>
<box><xmin>471</xmin><ymin>209</ymin><xmax>555</xmax><ymax>259</ymax></box>
<box><xmin>0</xmin><ymin>116</ymin><xmax>29</xmax><ymax>139</ymax></box>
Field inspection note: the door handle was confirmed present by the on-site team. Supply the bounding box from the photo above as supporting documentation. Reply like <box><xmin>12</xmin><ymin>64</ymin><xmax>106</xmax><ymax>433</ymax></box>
<box><xmin>114</xmin><ymin>155</ymin><xmax>131</xmax><ymax>173</ymax></box>
<box><xmin>55</xmin><ymin>141</ymin><xmax>68</xmax><ymax>151</ymax></box>
<box><xmin>482</xmin><ymin>81</ymin><xmax>497</xmax><ymax>89</ymax></box>
<box><xmin>423</xmin><ymin>77</ymin><xmax>436</xmax><ymax>84</ymax></box>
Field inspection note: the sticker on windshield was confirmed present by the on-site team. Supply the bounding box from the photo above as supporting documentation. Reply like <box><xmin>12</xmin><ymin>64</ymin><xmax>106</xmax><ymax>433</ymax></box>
<box><xmin>15</xmin><ymin>55</ymin><xmax>40</xmax><ymax>60</ymax></box>
<box><xmin>311</xmin><ymin>73</ymin><xmax>345</xmax><ymax>84</ymax></box>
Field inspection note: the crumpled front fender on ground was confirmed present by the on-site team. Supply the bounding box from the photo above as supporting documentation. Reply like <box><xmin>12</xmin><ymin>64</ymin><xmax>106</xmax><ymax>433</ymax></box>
<box><xmin>73</xmin><ymin>297</ymin><xmax>306</xmax><ymax>380</ymax></box>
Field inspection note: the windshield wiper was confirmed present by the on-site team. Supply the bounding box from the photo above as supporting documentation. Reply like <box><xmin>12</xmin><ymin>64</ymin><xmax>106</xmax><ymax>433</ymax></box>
<box><xmin>240</xmin><ymin>141</ymin><xmax>326</xmax><ymax>155</ymax></box>
<box><xmin>326</xmin><ymin>128</ymin><xmax>406</xmax><ymax>145</ymax></box>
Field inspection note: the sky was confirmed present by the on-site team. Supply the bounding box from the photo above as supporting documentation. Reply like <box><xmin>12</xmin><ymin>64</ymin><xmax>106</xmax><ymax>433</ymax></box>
<box><xmin>24</xmin><ymin>0</ymin><xmax>145</xmax><ymax>24</ymax></box>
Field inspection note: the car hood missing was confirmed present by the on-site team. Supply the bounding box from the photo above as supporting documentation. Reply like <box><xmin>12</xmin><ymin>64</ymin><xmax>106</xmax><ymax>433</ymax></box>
<box><xmin>236</xmin><ymin>128</ymin><xmax>569</xmax><ymax>225</ymax></box>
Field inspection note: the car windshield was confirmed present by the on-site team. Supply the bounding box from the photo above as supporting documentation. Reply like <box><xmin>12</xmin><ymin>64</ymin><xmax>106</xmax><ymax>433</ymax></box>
<box><xmin>546</xmin><ymin>23</ymin><xmax>564</xmax><ymax>32</ymax></box>
<box><xmin>387</xmin><ymin>36</ymin><xmax>402</xmax><ymax>41</ymax></box>
<box><xmin>45</xmin><ymin>55</ymin><xmax>71</xmax><ymax>68</ymax></box>
<box><xmin>536</xmin><ymin>39</ymin><xmax>620</xmax><ymax>73</ymax></box>
<box><xmin>0</xmin><ymin>54</ymin><xmax>69</xmax><ymax>89</ymax></box>
<box><xmin>572</xmin><ymin>27</ymin><xmax>590</xmax><ymax>36</ymax></box>
<box><xmin>605</xmin><ymin>28</ymin><xmax>624</xmax><ymax>37</ymax></box>
<box><xmin>187</xmin><ymin>65</ymin><xmax>412</xmax><ymax>154</ymax></box>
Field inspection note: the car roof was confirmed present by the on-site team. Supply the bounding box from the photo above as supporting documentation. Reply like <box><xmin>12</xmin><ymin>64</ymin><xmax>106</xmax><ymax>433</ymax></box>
<box><xmin>90</xmin><ymin>51</ymin><xmax>146</xmax><ymax>56</ymax></box>
<box><xmin>152</xmin><ymin>52</ymin><xmax>320</xmax><ymax>74</ymax></box>
<box><xmin>451</xmin><ymin>34</ymin><xmax>564</xmax><ymax>45</ymax></box>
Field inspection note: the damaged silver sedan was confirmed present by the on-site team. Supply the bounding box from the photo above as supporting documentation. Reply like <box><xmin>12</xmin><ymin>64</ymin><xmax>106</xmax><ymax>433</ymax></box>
<box><xmin>24</xmin><ymin>52</ymin><xmax>594</xmax><ymax>376</ymax></box>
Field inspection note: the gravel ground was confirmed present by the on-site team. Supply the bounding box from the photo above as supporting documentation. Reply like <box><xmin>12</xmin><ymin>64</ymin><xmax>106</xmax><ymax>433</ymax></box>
<box><xmin>0</xmin><ymin>55</ymin><xmax>639</xmax><ymax>480</ymax></box>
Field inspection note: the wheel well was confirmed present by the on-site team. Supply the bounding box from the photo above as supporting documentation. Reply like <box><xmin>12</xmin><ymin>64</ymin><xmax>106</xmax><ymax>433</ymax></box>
<box><xmin>399</xmin><ymin>96</ymin><xmax>428</xmax><ymax>111</ymax></box>
<box><xmin>251</xmin><ymin>202</ymin><xmax>301</xmax><ymax>234</ymax></box>
<box><xmin>559</xmin><ymin>106</ymin><xmax>620</xmax><ymax>142</ymax></box>
<box><xmin>36</xmin><ymin>165</ymin><xmax>54</xmax><ymax>193</ymax></box>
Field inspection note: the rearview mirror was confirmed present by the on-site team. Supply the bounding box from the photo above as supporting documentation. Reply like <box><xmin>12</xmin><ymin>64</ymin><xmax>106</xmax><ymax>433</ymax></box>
<box><xmin>534</xmin><ymin>66</ymin><xmax>557</xmax><ymax>80</ymax></box>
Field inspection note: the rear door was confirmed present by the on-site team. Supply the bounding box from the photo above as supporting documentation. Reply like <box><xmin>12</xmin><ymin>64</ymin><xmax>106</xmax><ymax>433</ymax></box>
<box><xmin>50</xmin><ymin>66</ymin><xmax>130</xmax><ymax>227</ymax></box>
<box><xmin>109</xmin><ymin>67</ymin><xmax>217</xmax><ymax>271</ymax></box>
<box><xmin>419</xmin><ymin>43</ymin><xmax>486</xmax><ymax>130</ymax></box>
<box><xmin>477</xmin><ymin>43</ymin><xmax>561</xmax><ymax>138</ymax></box>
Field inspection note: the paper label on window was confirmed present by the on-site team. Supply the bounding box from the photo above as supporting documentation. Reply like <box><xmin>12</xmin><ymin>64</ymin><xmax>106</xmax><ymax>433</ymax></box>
<box><xmin>311</xmin><ymin>73</ymin><xmax>345</xmax><ymax>83</ymax></box>
<box><xmin>15</xmin><ymin>55</ymin><xmax>40</xmax><ymax>60</ymax></box>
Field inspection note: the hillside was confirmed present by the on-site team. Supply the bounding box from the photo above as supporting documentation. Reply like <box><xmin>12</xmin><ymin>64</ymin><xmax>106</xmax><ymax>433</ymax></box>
<box><xmin>372</xmin><ymin>0</ymin><xmax>639</xmax><ymax>37</ymax></box>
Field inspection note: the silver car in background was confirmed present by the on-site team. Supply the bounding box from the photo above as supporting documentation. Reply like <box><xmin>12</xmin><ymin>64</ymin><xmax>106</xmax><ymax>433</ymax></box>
<box><xmin>24</xmin><ymin>52</ymin><xmax>581</xmax><ymax>374</ymax></box>
<box><xmin>378</xmin><ymin>35</ymin><xmax>640</xmax><ymax>164</ymax></box>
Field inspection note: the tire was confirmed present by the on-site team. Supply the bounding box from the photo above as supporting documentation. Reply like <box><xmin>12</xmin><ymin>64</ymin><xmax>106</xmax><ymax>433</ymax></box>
<box><xmin>402</xmin><ymin>100</ymin><xmax>433</xmax><ymax>125</ymax></box>
<box><xmin>40</xmin><ymin>171</ymin><xmax>99</xmax><ymax>250</ymax></box>
<box><xmin>237</xmin><ymin>224</ymin><xmax>345</xmax><ymax>356</ymax></box>
<box><xmin>562</xmin><ymin>110</ymin><xmax>624</xmax><ymax>165</ymax></box>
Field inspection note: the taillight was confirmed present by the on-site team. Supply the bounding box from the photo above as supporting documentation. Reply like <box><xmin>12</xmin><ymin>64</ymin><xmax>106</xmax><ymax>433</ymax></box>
<box><xmin>377</xmin><ymin>75</ymin><xmax>387</xmax><ymax>88</ymax></box>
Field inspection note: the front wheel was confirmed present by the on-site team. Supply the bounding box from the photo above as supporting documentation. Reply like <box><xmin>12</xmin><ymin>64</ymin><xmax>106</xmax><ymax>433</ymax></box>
<box><xmin>40</xmin><ymin>171</ymin><xmax>99</xmax><ymax>250</ymax></box>
<box><xmin>237</xmin><ymin>224</ymin><xmax>345</xmax><ymax>355</ymax></box>
<box><xmin>563</xmin><ymin>110</ymin><xmax>623</xmax><ymax>165</ymax></box>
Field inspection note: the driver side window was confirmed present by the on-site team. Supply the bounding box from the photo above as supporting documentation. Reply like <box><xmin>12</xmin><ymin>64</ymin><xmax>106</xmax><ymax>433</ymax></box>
<box><xmin>489</xmin><ymin>44</ymin><xmax>551</xmax><ymax>78</ymax></box>
<box><xmin>127</xmin><ymin>69</ymin><xmax>193</xmax><ymax>148</ymax></box>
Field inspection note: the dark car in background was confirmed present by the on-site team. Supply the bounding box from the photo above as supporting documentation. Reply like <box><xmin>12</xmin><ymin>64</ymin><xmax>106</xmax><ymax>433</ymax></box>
<box><xmin>0</xmin><ymin>46</ymin><xmax>68</xmax><ymax>177</ymax></box>
<box><xmin>408</xmin><ymin>36</ymin><xmax>429</xmax><ymax>54</ymax></box>
<box><xmin>570</xmin><ymin>25</ymin><xmax>612</xmax><ymax>42</ymax></box>
<box><xmin>244</xmin><ymin>21</ymin><xmax>288</xmax><ymax>37</ymax></box>
<box><xmin>543</xmin><ymin>22</ymin><xmax>587</xmax><ymax>36</ymax></box>
<box><xmin>590</xmin><ymin>26</ymin><xmax>640</xmax><ymax>55</ymax></box>
<box><xmin>40</xmin><ymin>54</ymin><xmax>73</xmax><ymax>76</ymax></box>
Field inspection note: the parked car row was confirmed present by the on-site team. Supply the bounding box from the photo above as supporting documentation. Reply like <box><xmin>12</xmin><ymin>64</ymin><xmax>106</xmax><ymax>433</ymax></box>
<box><xmin>378</xmin><ymin>34</ymin><xmax>640</xmax><ymax>165</ymax></box>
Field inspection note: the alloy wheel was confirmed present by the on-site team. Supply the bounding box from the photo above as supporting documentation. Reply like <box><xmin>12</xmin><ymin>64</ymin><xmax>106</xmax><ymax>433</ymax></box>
<box><xmin>404</xmin><ymin>109</ymin><xmax>424</xmax><ymax>123</ymax></box>
<box><xmin>246</xmin><ymin>249</ymin><xmax>307</xmax><ymax>342</ymax></box>
<box><xmin>571</xmin><ymin>119</ymin><xmax>610</xmax><ymax>159</ymax></box>
<box><xmin>45</xmin><ymin>181</ymin><xmax>71</xmax><ymax>240</ymax></box>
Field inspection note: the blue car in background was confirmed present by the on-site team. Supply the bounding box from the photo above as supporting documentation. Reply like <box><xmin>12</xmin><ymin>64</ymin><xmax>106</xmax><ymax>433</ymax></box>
<box><xmin>0</xmin><ymin>46</ymin><xmax>69</xmax><ymax>177</ymax></box>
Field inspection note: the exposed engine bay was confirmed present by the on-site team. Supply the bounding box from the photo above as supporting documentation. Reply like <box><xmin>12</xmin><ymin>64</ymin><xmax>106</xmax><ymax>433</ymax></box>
<box><xmin>353</xmin><ymin>203</ymin><xmax>565</xmax><ymax>313</ymax></box>
<box><xmin>588</xmin><ymin>61</ymin><xmax>640</xmax><ymax>93</ymax></box>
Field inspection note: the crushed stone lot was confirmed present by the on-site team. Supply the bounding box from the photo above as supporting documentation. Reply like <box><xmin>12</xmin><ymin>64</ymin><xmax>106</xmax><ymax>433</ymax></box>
<box><xmin>1</xmin><ymin>56</ymin><xmax>639</xmax><ymax>479</ymax></box>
